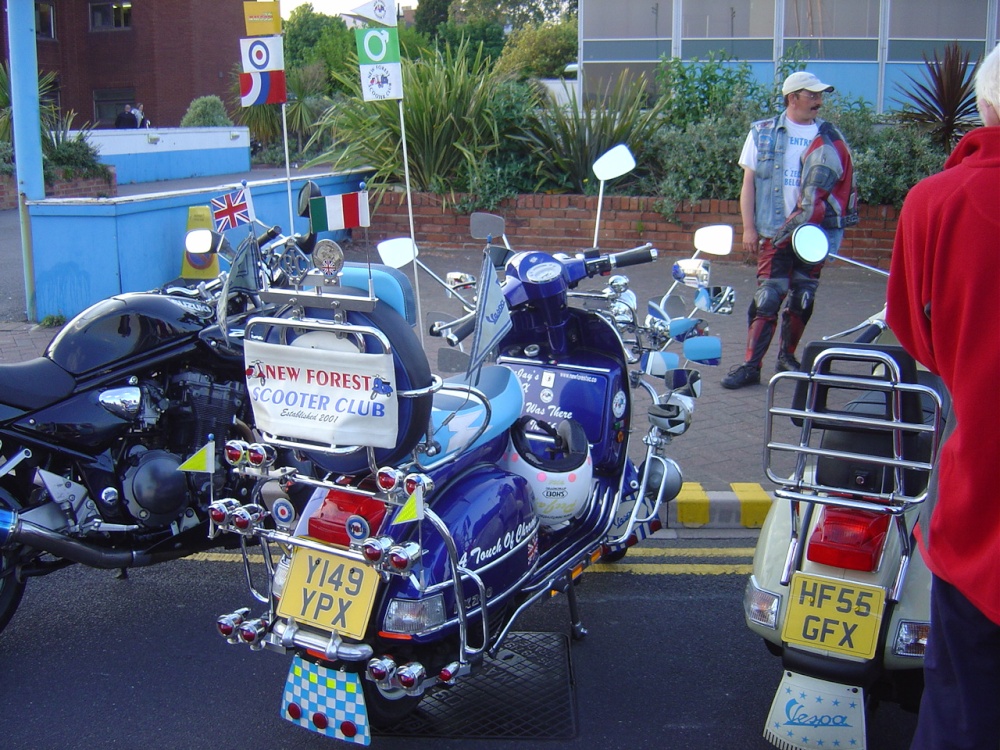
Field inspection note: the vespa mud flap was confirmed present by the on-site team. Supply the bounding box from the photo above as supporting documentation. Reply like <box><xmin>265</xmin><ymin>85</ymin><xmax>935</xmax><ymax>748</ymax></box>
<box><xmin>763</xmin><ymin>671</ymin><xmax>866</xmax><ymax>750</ymax></box>
<box><xmin>282</xmin><ymin>654</ymin><xmax>371</xmax><ymax>745</ymax></box>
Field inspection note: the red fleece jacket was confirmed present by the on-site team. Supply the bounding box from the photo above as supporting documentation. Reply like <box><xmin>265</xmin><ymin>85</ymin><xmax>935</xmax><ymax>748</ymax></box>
<box><xmin>886</xmin><ymin>126</ymin><xmax>1000</xmax><ymax>624</ymax></box>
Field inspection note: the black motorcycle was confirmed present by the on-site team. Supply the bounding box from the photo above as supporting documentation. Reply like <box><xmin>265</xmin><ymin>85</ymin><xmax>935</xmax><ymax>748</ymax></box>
<box><xmin>0</xmin><ymin>184</ymin><xmax>328</xmax><ymax>635</ymax></box>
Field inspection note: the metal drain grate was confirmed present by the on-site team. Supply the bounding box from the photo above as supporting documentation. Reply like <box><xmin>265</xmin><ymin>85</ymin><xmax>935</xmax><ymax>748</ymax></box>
<box><xmin>376</xmin><ymin>631</ymin><xmax>577</xmax><ymax>739</ymax></box>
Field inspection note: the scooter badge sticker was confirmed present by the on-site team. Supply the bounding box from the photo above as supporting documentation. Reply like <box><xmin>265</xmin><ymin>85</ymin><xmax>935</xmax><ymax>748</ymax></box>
<box><xmin>612</xmin><ymin>390</ymin><xmax>627</xmax><ymax>419</ymax></box>
<box><xmin>272</xmin><ymin>498</ymin><xmax>296</xmax><ymax>529</ymax></box>
<box><xmin>346</xmin><ymin>515</ymin><xmax>370</xmax><ymax>543</ymax></box>
<box><xmin>282</xmin><ymin>655</ymin><xmax>370</xmax><ymax>744</ymax></box>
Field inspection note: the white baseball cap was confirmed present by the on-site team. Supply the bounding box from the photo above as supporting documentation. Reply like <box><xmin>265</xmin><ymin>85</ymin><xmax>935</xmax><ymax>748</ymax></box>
<box><xmin>782</xmin><ymin>71</ymin><xmax>835</xmax><ymax>96</ymax></box>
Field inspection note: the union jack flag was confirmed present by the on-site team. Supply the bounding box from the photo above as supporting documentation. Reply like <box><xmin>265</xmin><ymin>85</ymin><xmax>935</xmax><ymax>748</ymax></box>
<box><xmin>211</xmin><ymin>189</ymin><xmax>252</xmax><ymax>232</ymax></box>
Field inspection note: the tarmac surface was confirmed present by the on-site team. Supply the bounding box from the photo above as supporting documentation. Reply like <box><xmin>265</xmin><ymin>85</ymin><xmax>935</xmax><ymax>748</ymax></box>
<box><xmin>0</xmin><ymin>167</ymin><xmax>891</xmax><ymax>529</ymax></box>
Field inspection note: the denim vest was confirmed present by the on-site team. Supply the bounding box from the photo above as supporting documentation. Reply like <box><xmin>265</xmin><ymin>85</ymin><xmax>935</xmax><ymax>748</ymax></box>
<box><xmin>751</xmin><ymin>113</ymin><xmax>826</xmax><ymax>239</ymax></box>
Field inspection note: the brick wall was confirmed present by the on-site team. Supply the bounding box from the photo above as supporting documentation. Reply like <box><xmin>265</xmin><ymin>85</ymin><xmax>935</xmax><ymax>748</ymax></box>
<box><xmin>0</xmin><ymin>167</ymin><xmax>118</xmax><ymax>210</ymax></box>
<box><xmin>368</xmin><ymin>193</ymin><xmax>899</xmax><ymax>270</ymax></box>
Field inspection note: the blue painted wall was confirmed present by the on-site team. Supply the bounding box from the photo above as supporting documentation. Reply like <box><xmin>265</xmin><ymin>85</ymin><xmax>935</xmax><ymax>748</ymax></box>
<box><xmin>27</xmin><ymin>172</ymin><xmax>367</xmax><ymax>320</ymax></box>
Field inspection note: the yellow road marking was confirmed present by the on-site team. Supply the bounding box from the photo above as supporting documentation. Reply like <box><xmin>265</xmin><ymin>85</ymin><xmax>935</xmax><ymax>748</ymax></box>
<box><xmin>591</xmin><ymin>563</ymin><xmax>753</xmax><ymax>575</ymax></box>
<box><xmin>732</xmin><ymin>482</ymin><xmax>773</xmax><ymax>528</ymax></box>
<box><xmin>675</xmin><ymin>482</ymin><xmax>710</xmax><ymax>526</ymax></box>
<box><xmin>623</xmin><ymin>547</ymin><xmax>755</xmax><ymax>558</ymax></box>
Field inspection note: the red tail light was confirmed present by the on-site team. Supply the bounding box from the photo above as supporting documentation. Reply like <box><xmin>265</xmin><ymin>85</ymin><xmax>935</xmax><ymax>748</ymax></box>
<box><xmin>246</xmin><ymin>442</ymin><xmax>276</xmax><ymax>467</ymax></box>
<box><xmin>225</xmin><ymin>440</ymin><xmax>249</xmax><ymax>465</ymax></box>
<box><xmin>308</xmin><ymin>489</ymin><xmax>387</xmax><ymax>548</ymax></box>
<box><xmin>807</xmin><ymin>507</ymin><xmax>891</xmax><ymax>572</ymax></box>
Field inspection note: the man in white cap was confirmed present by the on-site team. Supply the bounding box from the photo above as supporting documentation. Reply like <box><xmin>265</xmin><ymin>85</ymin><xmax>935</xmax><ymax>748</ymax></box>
<box><xmin>722</xmin><ymin>71</ymin><xmax>858</xmax><ymax>389</ymax></box>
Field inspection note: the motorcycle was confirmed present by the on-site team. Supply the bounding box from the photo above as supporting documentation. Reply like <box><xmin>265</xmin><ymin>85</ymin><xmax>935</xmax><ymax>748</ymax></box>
<box><xmin>0</xmin><ymin>182</ymin><xmax>330</xmax><ymax>636</ymax></box>
<box><xmin>207</xmin><ymin>146</ymin><xmax>736</xmax><ymax>744</ymax></box>
<box><xmin>743</xmin><ymin>225</ymin><xmax>948</xmax><ymax>750</ymax></box>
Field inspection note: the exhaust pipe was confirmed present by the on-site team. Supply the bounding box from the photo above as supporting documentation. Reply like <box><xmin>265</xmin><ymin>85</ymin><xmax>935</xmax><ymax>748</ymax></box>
<box><xmin>0</xmin><ymin>508</ymin><xmax>162</xmax><ymax>569</ymax></box>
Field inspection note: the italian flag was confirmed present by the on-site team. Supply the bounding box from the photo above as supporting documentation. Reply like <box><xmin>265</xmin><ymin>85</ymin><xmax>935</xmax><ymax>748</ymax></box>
<box><xmin>310</xmin><ymin>191</ymin><xmax>370</xmax><ymax>232</ymax></box>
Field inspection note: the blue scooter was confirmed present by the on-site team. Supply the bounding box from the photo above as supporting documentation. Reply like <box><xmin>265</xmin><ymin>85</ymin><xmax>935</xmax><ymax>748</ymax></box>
<box><xmin>207</xmin><ymin>146</ymin><xmax>734</xmax><ymax>745</ymax></box>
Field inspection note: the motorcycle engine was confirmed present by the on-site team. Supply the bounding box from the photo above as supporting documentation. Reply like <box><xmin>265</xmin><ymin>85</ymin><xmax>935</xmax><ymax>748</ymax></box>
<box><xmin>118</xmin><ymin>369</ymin><xmax>246</xmax><ymax>528</ymax></box>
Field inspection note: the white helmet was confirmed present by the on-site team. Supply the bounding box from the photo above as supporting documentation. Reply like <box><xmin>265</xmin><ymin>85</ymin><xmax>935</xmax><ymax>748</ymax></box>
<box><xmin>503</xmin><ymin>417</ymin><xmax>593</xmax><ymax>530</ymax></box>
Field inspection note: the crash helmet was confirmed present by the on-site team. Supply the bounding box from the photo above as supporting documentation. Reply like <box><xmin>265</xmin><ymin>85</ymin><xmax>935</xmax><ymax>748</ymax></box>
<box><xmin>503</xmin><ymin>416</ymin><xmax>593</xmax><ymax>530</ymax></box>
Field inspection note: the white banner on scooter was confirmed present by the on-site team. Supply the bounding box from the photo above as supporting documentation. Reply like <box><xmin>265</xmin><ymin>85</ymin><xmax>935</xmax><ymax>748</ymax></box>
<box><xmin>243</xmin><ymin>339</ymin><xmax>399</xmax><ymax>448</ymax></box>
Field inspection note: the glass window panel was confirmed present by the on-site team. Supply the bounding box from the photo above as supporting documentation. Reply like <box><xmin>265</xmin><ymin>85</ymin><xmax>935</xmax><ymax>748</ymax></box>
<box><xmin>785</xmin><ymin>0</ymin><xmax>879</xmax><ymax>38</ymax></box>
<box><xmin>582</xmin><ymin>39</ymin><xmax>673</xmax><ymax>62</ymax></box>
<box><xmin>681</xmin><ymin>39</ymin><xmax>774</xmax><ymax>60</ymax></box>
<box><xmin>785</xmin><ymin>38</ymin><xmax>879</xmax><ymax>61</ymax></box>
<box><xmin>683</xmin><ymin>0</ymin><xmax>775</xmax><ymax>38</ymax></box>
<box><xmin>582</xmin><ymin>0</ymin><xmax>672</xmax><ymax>40</ymax></box>
<box><xmin>90</xmin><ymin>2</ymin><xmax>132</xmax><ymax>30</ymax></box>
<box><xmin>888</xmin><ymin>39</ymin><xmax>988</xmax><ymax>62</ymax></box>
<box><xmin>889</xmin><ymin>0</ymin><xmax>988</xmax><ymax>39</ymax></box>
<box><xmin>36</xmin><ymin>3</ymin><xmax>55</xmax><ymax>38</ymax></box>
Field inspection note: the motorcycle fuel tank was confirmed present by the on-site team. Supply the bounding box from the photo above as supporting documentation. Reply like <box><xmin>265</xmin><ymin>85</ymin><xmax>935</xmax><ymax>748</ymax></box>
<box><xmin>46</xmin><ymin>293</ymin><xmax>214</xmax><ymax>375</ymax></box>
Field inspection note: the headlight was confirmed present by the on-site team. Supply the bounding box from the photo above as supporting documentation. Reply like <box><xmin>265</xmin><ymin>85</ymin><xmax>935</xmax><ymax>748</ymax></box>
<box><xmin>893</xmin><ymin>620</ymin><xmax>930</xmax><ymax>657</ymax></box>
<box><xmin>383</xmin><ymin>594</ymin><xmax>446</xmax><ymax>635</ymax></box>
<box><xmin>744</xmin><ymin>576</ymin><xmax>780</xmax><ymax>629</ymax></box>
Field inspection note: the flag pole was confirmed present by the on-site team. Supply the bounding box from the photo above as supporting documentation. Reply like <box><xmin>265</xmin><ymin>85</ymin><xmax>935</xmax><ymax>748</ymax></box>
<box><xmin>397</xmin><ymin>99</ymin><xmax>423</xmax><ymax>346</ymax></box>
<box><xmin>281</xmin><ymin>102</ymin><xmax>294</xmax><ymax>231</ymax></box>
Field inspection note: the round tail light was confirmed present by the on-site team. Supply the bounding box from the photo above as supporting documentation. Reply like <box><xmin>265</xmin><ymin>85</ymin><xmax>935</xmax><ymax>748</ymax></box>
<box><xmin>396</xmin><ymin>662</ymin><xmax>425</xmax><ymax>689</ymax></box>
<box><xmin>238</xmin><ymin>617</ymin><xmax>267</xmax><ymax>644</ymax></box>
<box><xmin>367</xmin><ymin>655</ymin><xmax>396</xmax><ymax>682</ymax></box>
<box><xmin>225</xmin><ymin>440</ymin><xmax>249</xmax><ymax>466</ymax></box>
<box><xmin>388</xmin><ymin>541</ymin><xmax>422</xmax><ymax>572</ymax></box>
<box><xmin>246</xmin><ymin>442</ymin><xmax>276</xmax><ymax>467</ymax></box>
<box><xmin>376</xmin><ymin>467</ymin><xmax>403</xmax><ymax>492</ymax></box>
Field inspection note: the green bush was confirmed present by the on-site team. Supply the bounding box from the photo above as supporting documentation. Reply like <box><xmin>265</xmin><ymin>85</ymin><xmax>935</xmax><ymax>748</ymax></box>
<box><xmin>0</xmin><ymin>140</ymin><xmax>14</xmax><ymax>176</ymax></box>
<box><xmin>496</xmin><ymin>18</ymin><xmax>578</xmax><ymax>80</ymax></box>
<box><xmin>180</xmin><ymin>96</ymin><xmax>233</xmax><ymax>127</ymax></box>
<box><xmin>308</xmin><ymin>39</ymin><xmax>539</xmax><ymax>198</ymax></box>
<box><xmin>853</xmin><ymin>123</ymin><xmax>947</xmax><ymax>207</ymax></box>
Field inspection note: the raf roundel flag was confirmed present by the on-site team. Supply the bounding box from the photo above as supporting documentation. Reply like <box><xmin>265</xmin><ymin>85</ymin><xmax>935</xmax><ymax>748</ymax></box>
<box><xmin>240</xmin><ymin>70</ymin><xmax>287</xmax><ymax>106</ymax></box>
<box><xmin>309</xmin><ymin>192</ymin><xmax>370</xmax><ymax>232</ymax></box>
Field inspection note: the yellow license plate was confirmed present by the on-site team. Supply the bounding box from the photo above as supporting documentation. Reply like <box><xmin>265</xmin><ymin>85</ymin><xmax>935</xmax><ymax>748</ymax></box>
<box><xmin>781</xmin><ymin>573</ymin><xmax>886</xmax><ymax>659</ymax></box>
<box><xmin>276</xmin><ymin>546</ymin><xmax>380</xmax><ymax>640</ymax></box>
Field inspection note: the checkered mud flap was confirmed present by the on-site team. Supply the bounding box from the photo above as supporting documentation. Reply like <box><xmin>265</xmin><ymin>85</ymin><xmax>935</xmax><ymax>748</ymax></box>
<box><xmin>281</xmin><ymin>654</ymin><xmax>371</xmax><ymax>745</ymax></box>
<box><xmin>604</xmin><ymin>492</ymin><xmax>662</xmax><ymax>556</ymax></box>
<box><xmin>763</xmin><ymin>670</ymin><xmax>866</xmax><ymax>750</ymax></box>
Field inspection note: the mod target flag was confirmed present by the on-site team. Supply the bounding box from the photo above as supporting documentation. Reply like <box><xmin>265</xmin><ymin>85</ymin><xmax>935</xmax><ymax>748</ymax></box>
<box><xmin>240</xmin><ymin>36</ymin><xmax>284</xmax><ymax>73</ymax></box>
<box><xmin>355</xmin><ymin>27</ymin><xmax>403</xmax><ymax>101</ymax></box>
<box><xmin>240</xmin><ymin>70</ymin><xmax>287</xmax><ymax>106</ymax></box>
<box><xmin>309</xmin><ymin>191</ymin><xmax>370</xmax><ymax>232</ymax></box>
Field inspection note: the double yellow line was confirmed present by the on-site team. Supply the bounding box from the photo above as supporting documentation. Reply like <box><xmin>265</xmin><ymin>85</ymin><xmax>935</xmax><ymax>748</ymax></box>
<box><xmin>187</xmin><ymin>546</ymin><xmax>755</xmax><ymax>576</ymax></box>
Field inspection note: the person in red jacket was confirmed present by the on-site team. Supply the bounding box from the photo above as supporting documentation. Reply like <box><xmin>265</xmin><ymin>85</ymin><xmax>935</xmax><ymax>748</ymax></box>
<box><xmin>886</xmin><ymin>43</ymin><xmax>1000</xmax><ymax>750</ymax></box>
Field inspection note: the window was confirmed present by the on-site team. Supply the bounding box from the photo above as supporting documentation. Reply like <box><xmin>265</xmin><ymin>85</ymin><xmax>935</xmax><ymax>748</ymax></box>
<box><xmin>94</xmin><ymin>88</ymin><xmax>135</xmax><ymax>126</ymax></box>
<box><xmin>90</xmin><ymin>2</ymin><xmax>132</xmax><ymax>31</ymax></box>
<box><xmin>582</xmin><ymin>0</ymin><xmax>672</xmax><ymax>40</ymax></box>
<box><xmin>36</xmin><ymin>2</ymin><xmax>55</xmax><ymax>39</ymax></box>
<box><xmin>784</xmin><ymin>0</ymin><xmax>880</xmax><ymax>60</ymax></box>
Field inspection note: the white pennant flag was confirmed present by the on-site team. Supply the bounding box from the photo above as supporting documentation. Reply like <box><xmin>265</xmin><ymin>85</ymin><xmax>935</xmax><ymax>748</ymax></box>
<box><xmin>466</xmin><ymin>250</ymin><xmax>512</xmax><ymax>378</ymax></box>
<box><xmin>345</xmin><ymin>0</ymin><xmax>397</xmax><ymax>27</ymax></box>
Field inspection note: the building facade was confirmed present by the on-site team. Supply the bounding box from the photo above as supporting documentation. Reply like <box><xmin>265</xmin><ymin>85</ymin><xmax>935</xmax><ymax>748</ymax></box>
<box><xmin>3</xmin><ymin>0</ymin><xmax>246</xmax><ymax>128</ymax></box>
<box><xmin>579</xmin><ymin>0</ymin><xmax>999</xmax><ymax>111</ymax></box>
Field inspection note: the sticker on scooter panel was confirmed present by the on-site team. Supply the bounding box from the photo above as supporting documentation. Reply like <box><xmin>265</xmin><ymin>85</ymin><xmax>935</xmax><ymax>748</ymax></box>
<box><xmin>781</xmin><ymin>572</ymin><xmax>886</xmax><ymax>659</ymax></box>
<box><xmin>276</xmin><ymin>548</ymin><xmax>380</xmax><ymax>639</ymax></box>
<box><xmin>282</xmin><ymin>655</ymin><xmax>370</xmax><ymax>745</ymax></box>
<box><xmin>345</xmin><ymin>515</ymin><xmax>370</xmax><ymax>542</ymax></box>
<box><xmin>612</xmin><ymin>390</ymin><xmax>626</xmax><ymax>419</ymax></box>
<box><xmin>763</xmin><ymin>670</ymin><xmax>866</xmax><ymax>750</ymax></box>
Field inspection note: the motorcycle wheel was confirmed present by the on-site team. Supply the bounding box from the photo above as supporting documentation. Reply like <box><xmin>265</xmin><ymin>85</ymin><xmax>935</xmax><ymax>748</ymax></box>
<box><xmin>362</xmin><ymin>680</ymin><xmax>423</xmax><ymax>729</ymax></box>
<box><xmin>0</xmin><ymin>490</ymin><xmax>26</xmax><ymax>635</ymax></box>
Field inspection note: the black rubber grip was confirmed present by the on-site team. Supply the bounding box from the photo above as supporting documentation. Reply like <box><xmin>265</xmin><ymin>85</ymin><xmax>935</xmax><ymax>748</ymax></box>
<box><xmin>610</xmin><ymin>246</ymin><xmax>657</xmax><ymax>268</ymax></box>
<box><xmin>257</xmin><ymin>225</ymin><xmax>282</xmax><ymax>245</ymax></box>
<box><xmin>446</xmin><ymin>317</ymin><xmax>477</xmax><ymax>346</ymax></box>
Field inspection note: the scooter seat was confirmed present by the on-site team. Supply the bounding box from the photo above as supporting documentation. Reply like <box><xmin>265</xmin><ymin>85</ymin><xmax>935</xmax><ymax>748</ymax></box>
<box><xmin>422</xmin><ymin>366</ymin><xmax>524</xmax><ymax>468</ymax></box>
<box><xmin>0</xmin><ymin>357</ymin><xmax>75</xmax><ymax>410</ymax></box>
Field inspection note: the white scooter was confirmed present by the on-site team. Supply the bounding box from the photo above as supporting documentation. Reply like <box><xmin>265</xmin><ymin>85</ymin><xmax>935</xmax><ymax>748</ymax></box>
<box><xmin>743</xmin><ymin>226</ymin><xmax>948</xmax><ymax>750</ymax></box>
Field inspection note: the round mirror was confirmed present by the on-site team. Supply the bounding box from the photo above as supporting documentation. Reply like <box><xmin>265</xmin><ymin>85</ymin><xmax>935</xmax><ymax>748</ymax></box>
<box><xmin>297</xmin><ymin>181</ymin><xmax>321</xmax><ymax>218</ymax></box>
<box><xmin>792</xmin><ymin>224</ymin><xmax>829</xmax><ymax>264</ymax></box>
<box><xmin>377</xmin><ymin>237</ymin><xmax>418</xmax><ymax>269</ymax></box>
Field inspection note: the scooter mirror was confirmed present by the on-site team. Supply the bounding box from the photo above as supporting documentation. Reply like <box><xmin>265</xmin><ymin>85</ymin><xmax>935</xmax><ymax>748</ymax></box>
<box><xmin>682</xmin><ymin>335</ymin><xmax>722</xmax><ymax>366</ymax></box>
<box><xmin>695</xmin><ymin>285</ymin><xmax>736</xmax><ymax>315</ymax></box>
<box><xmin>185</xmin><ymin>228</ymin><xmax>229</xmax><ymax>256</ymax></box>
<box><xmin>792</xmin><ymin>224</ymin><xmax>829</xmax><ymax>264</ymax></box>
<box><xmin>592</xmin><ymin>144</ymin><xmax>636</xmax><ymax>182</ymax></box>
<box><xmin>470</xmin><ymin>212</ymin><xmax>506</xmax><ymax>241</ymax></box>
<box><xmin>297</xmin><ymin>180</ymin><xmax>322</xmax><ymax>218</ymax></box>
<box><xmin>693</xmin><ymin>224</ymin><xmax>734</xmax><ymax>256</ymax></box>
<box><xmin>672</xmin><ymin>258</ymin><xmax>711</xmax><ymax>289</ymax></box>
<box><xmin>663</xmin><ymin>368</ymin><xmax>703</xmax><ymax>399</ymax></box>
<box><xmin>668</xmin><ymin>317</ymin><xmax>707</xmax><ymax>341</ymax></box>
<box><xmin>640</xmin><ymin>350</ymin><xmax>681</xmax><ymax>377</ymax></box>
<box><xmin>487</xmin><ymin>244</ymin><xmax>514</xmax><ymax>270</ymax></box>
<box><xmin>377</xmin><ymin>237</ymin><xmax>419</xmax><ymax>269</ymax></box>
